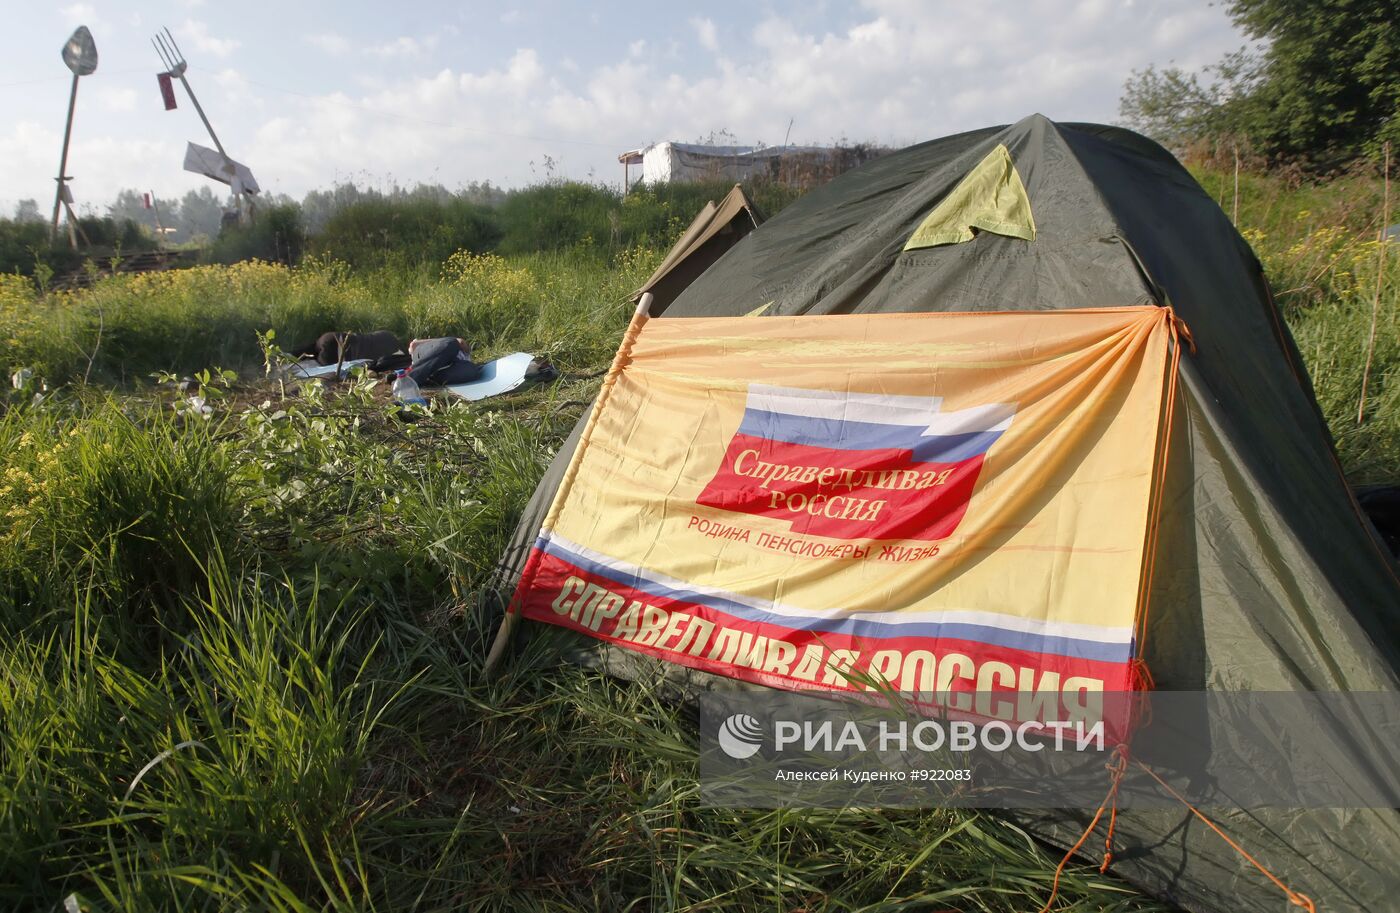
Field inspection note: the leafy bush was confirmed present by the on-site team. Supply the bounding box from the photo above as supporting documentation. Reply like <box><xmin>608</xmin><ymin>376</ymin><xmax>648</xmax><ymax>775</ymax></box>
<box><xmin>308</xmin><ymin>197</ymin><xmax>501</xmax><ymax>271</ymax></box>
<box><xmin>1122</xmin><ymin>0</ymin><xmax>1399</xmax><ymax>170</ymax></box>
<box><xmin>495</xmin><ymin>179</ymin><xmax>804</xmax><ymax>257</ymax></box>
<box><xmin>0</xmin><ymin>218</ymin><xmax>57</xmax><ymax>277</ymax></box>
<box><xmin>0</xmin><ymin>215</ymin><xmax>156</xmax><ymax>279</ymax></box>
<box><xmin>206</xmin><ymin>203</ymin><xmax>307</xmax><ymax>266</ymax></box>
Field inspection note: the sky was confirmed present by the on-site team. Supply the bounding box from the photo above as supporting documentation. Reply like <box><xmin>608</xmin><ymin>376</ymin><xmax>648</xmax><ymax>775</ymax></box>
<box><xmin>0</xmin><ymin>0</ymin><xmax>1246</xmax><ymax>215</ymax></box>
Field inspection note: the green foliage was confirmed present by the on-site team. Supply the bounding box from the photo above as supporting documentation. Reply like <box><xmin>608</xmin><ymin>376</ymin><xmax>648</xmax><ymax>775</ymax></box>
<box><xmin>1193</xmin><ymin>164</ymin><xmax>1400</xmax><ymax>480</ymax></box>
<box><xmin>1122</xmin><ymin>0</ymin><xmax>1400</xmax><ymax>170</ymax></box>
<box><xmin>0</xmin><ymin>247</ymin><xmax>656</xmax><ymax>386</ymax></box>
<box><xmin>0</xmin><ymin>215</ymin><xmax>156</xmax><ymax>279</ymax></box>
<box><xmin>13</xmin><ymin>177</ymin><xmax>807</xmax><ymax>281</ymax></box>
<box><xmin>74</xmin><ymin>215</ymin><xmax>157</xmax><ymax>253</ymax></box>
<box><xmin>495</xmin><ymin>181</ymin><xmax>623</xmax><ymax>254</ymax></box>
<box><xmin>0</xmin><ymin>398</ymin><xmax>240</xmax><ymax>645</ymax></box>
<box><xmin>1227</xmin><ymin>0</ymin><xmax>1400</xmax><ymax>168</ymax></box>
<box><xmin>496</xmin><ymin>179</ymin><xmax>801</xmax><ymax>257</ymax></box>
<box><xmin>305</xmin><ymin>179</ymin><xmax>802</xmax><ymax>271</ymax></box>
<box><xmin>1119</xmin><ymin>50</ymin><xmax>1263</xmax><ymax>152</ymax></box>
<box><xmin>206</xmin><ymin>204</ymin><xmax>307</xmax><ymax>266</ymax></box>
<box><xmin>307</xmin><ymin>197</ymin><xmax>502</xmax><ymax>271</ymax></box>
<box><xmin>0</xmin><ymin>217</ymin><xmax>51</xmax><ymax>276</ymax></box>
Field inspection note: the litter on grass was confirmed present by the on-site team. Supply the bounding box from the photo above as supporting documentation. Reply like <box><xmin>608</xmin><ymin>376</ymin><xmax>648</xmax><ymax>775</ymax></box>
<box><xmin>444</xmin><ymin>352</ymin><xmax>537</xmax><ymax>401</ymax></box>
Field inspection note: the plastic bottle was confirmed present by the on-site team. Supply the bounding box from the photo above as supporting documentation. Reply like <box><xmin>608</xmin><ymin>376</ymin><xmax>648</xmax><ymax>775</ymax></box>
<box><xmin>391</xmin><ymin>369</ymin><xmax>428</xmax><ymax>407</ymax></box>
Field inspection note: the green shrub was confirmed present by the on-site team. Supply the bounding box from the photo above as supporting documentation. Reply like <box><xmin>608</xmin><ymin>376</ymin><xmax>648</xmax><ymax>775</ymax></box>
<box><xmin>494</xmin><ymin>179</ymin><xmax>804</xmax><ymax>257</ymax></box>
<box><xmin>207</xmin><ymin>203</ymin><xmax>307</xmax><ymax>266</ymax></box>
<box><xmin>0</xmin><ymin>215</ymin><xmax>156</xmax><ymax>279</ymax></box>
<box><xmin>308</xmin><ymin>197</ymin><xmax>501</xmax><ymax>271</ymax></box>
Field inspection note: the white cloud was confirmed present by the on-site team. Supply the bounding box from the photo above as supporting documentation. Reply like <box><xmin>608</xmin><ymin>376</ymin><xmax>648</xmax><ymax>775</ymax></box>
<box><xmin>251</xmin><ymin>1</ymin><xmax>1237</xmax><ymax>195</ymax></box>
<box><xmin>95</xmin><ymin>87</ymin><xmax>138</xmax><ymax>113</ymax></box>
<box><xmin>307</xmin><ymin>32</ymin><xmax>351</xmax><ymax>55</ymax></box>
<box><xmin>60</xmin><ymin>3</ymin><xmax>97</xmax><ymax>28</ymax></box>
<box><xmin>0</xmin><ymin>120</ymin><xmax>192</xmax><ymax>215</ymax></box>
<box><xmin>178</xmin><ymin>19</ymin><xmax>240</xmax><ymax>59</ymax></box>
<box><xmin>690</xmin><ymin>17</ymin><xmax>719</xmax><ymax>52</ymax></box>
<box><xmin>368</xmin><ymin>36</ymin><xmax>437</xmax><ymax>59</ymax></box>
<box><xmin>211</xmin><ymin>67</ymin><xmax>263</xmax><ymax>113</ymax></box>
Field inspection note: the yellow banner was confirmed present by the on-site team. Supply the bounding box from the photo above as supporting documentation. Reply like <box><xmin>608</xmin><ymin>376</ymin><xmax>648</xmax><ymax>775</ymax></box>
<box><xmin>514</xmin><ymin>307</ymin><xmax>1176</xmax><ymax>699</ymax></box>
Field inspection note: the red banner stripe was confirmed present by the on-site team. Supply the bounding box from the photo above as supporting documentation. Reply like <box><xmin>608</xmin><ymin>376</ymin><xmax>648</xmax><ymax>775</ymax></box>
<box><xmin>518</xmin><ymin>549</ymin><xmax>1136</xmax><ymax>696</ymax></box>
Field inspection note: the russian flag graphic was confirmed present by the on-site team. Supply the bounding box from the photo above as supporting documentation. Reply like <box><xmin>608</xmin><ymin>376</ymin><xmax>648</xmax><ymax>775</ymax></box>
<box><xmin>697</xmin><ymin>384</ymin><xmax>1015</xmax><ymax>541</ymax></box>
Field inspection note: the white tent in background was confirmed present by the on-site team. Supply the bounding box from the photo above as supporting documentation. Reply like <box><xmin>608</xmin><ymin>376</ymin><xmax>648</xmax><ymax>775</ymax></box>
<box><xmin>618</xmin><ymin>142</ymin><xmax>841</xmax><ymax>187</ymax></box>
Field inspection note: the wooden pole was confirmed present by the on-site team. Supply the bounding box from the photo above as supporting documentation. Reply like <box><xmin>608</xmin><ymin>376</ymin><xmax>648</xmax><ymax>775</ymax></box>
<box><xmin>1232</xmin><ymin>144</ymin><xmax>1240</xmax><ymax>225</ymax></box>
<box><xmin>177</xmin><ymin>71</ymin><xmax>226</xmax><ymax>159</ymax></box>
<box><xmin>62</xmin><ymin>199</ymin><xmax>90</xmax><ymax>247</ymax></box>
<box><xmin>50</xmin><ymin>72</ymin><xmax>80</xmax><ymax>245</ymax></box>
<box><xmin>1358</xmin><ymin>141</ymin><xmax>1391</xmax><ymax>424</ymax></box>
<box><xmin>150</xmin><ymin>192</ymin><xmax>167</xmax><ymax>248</ymax></box>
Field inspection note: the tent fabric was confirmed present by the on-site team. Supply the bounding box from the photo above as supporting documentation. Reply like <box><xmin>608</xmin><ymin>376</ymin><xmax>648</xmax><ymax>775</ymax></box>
<box><xmin>512</xmin><ymin>308</ymin><xmax>1177</xmax><ymax>702</ymax></box>
<box><xmin>903</xmin><ymin>143</ymin><xmax>1036</xmax><ymax>249</ymax></box>
<box><xmin>632</xmin><ymin>184</ymin><xmax>762</xmax><ymax>315</ymax></box>
<box><xmin>489</xmin><ymin>115</ymin><xmax>1400</xmax><ymax>913</ymax></box>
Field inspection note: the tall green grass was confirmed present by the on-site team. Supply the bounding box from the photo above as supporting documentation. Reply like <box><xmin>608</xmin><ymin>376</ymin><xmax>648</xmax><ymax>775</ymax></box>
<box><xmin>491</xmin><ymin>180</ymin><xmax>802</xmax><ymax>257</ymax></box>
<box><xmin>307</xmin><ymin>198</ymin><xmax>500</xmax><ymax>273</ymax></box>
<box><xmin>0</xmin><ymin>401</ymin><xmax>237</xmax><ymax>642</ymax></box>
<box><xmin>0</xmin><ymin>247</ymin><xmax>652</xmax><ymax>387</ymax></box>
<box><xmin>1191</xmin><ymin>166</ymin><xmax>1400</xmax><ymax>480</ymax></box>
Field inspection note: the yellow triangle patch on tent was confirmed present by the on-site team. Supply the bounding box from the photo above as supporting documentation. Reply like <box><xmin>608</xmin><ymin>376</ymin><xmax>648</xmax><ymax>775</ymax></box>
<box><xmin>904</xmin><ymin>144</ymin><xmax>1036</xmax><ymax>250</ymax></box>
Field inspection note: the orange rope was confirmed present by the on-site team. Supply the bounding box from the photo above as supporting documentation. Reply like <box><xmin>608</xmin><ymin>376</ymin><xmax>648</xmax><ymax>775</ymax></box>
<box><xmin>1032</xmin><ymin>798</ymin><xmax>1109</xmax><ymax>913</ymax></box>
<box><xmin>1034</xmin><ymin>745</ymin><xmax>1131</xmax><ymax>913</ymax></box>
<box><xmin>1136</xmin><ymin>761</ymin><xmax>1317</xmax><ymax>913</ymax></box>
<box><xmin>1098</xmin><ymin>745</ymin><xmax>1130</xmax><ymax>873</ymax></box>
<box><xmin>1133</xmin><ymin>308</ymin><xmax>1188</xmax><ymax>661</ymax></box>
<box><xmin>1127</xmin><ymin>659</ymin><xmax>1156</xmax><ymax>733</ymax></box>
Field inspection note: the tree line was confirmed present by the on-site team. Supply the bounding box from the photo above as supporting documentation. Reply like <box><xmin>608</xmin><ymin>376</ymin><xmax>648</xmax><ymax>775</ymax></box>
<box><xmin>1120</xmin><ymin>0</ymin><xmax>1398</xmax><ymax>172</ymax></box>
<box><xmin>1</xmin><ymin>178</ymin><xmax>803</xmax><ymax>278</ymax></box>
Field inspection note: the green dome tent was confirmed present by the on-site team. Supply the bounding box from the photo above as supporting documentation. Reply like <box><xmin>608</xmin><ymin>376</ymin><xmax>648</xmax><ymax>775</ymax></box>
<box><xmin>489</xmin><ymin>115</ymin><xmax>1400</xmax><ymax>913</ymax></box>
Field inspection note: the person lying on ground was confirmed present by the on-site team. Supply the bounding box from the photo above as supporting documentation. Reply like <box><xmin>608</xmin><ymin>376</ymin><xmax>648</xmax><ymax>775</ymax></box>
<box><xmin>406</xmin><ymin>336</ymin><xmax>483</xmax><ymax>387</ymax></box>
<box><xmin>294</xmin><ymin>330</ymin><xmax>407</xmax><ymax>366</ymax></box>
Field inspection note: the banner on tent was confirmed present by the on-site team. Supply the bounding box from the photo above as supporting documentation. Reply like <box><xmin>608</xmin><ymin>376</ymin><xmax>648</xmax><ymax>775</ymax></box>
<box><xmin>512</xmin><ymin>307</ymin><xmax>1176</xmax><ymax>721</ymax></box>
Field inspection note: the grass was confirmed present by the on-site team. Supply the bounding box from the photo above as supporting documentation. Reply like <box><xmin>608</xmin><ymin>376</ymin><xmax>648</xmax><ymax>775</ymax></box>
<box><xmin>0</xmin><ymin>247</ymin><xmax>652</xmax><ymax>388</ymax></box>
<box><xmin>1191</xmin><ymin>164</ymin><xmax>1400</xmax><ymax>481</ymax></box>
<box><xmin>0</xmin><ymin>164</ymin><xmax>1395</xmax><ymax>912</ymax></box>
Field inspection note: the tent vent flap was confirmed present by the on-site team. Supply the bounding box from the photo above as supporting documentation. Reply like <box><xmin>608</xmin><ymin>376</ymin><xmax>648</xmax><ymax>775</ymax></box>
<box><xmin>904</xmin><ymin>143</ymin><xmax>1036</xmax><ymax>250</ymax></box>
